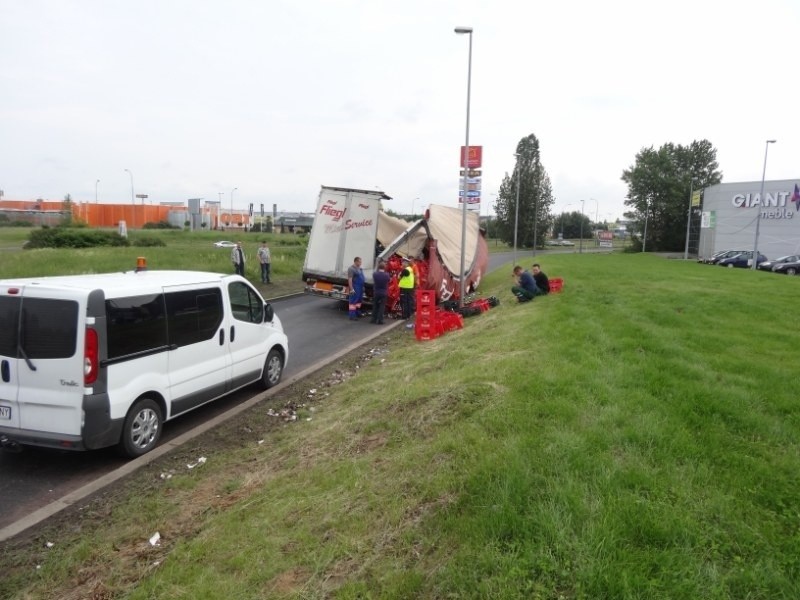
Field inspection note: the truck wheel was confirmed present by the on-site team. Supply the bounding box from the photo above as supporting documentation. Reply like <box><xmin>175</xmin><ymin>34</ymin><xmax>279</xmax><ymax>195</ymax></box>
<box><xmin>261</xmin><ymin>349</ymin><xmax>283</xmax><ymax>389</ymax></box>
<box><xmin>118</xmin><ymin>398</ymin><xmax>162</xmax><ymax>458</ymax></box>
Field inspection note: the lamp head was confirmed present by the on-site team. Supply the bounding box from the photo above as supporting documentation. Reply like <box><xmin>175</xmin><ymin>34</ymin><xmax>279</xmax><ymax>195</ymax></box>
<box><xmin>767</xmin><ymin>139</ymin><xmax>776</xmax><ymax>144</ymax></box>
<box><xmin>454</xmin><ymin>26</ymin><xmax>473</xmax><ymax>34</ymax></box>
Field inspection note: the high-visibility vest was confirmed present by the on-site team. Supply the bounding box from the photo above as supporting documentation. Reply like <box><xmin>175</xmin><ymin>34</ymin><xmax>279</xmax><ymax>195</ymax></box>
<box><xmin>411</xmin><ymin>263</ymin><xmax>420</xmax><ymax>284</ymax></box>
<box><xmin>398</xmin><ymin>267</ymin><xmax>415</xmax><ymax>289</ymax></box>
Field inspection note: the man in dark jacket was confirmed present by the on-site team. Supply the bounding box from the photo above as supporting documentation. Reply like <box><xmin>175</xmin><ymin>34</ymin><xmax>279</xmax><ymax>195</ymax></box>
<box><xmin>532</xmin><ymin>263</ymin><xmax>550</xmax><ymax>294</ymax></box>
<box><xmin>371</xmin><ymin>261</ymin><xmax>390</xmax><ymax>324</ymax></box>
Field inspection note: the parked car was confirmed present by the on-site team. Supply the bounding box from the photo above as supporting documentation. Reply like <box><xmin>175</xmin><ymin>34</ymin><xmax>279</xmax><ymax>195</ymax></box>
<box><xmin>214</xmin><ymin>240</ymin><xmax>237</xmax><ymax>248</ymax></box>
<box><xmin>699</xmin><ymin>249</ymin><xmax>729</xmax><ymax>264</ymax></box>
<box><xmin>758</xmin><ymin>255</ymin><xmax>800</xmax><ymax>272</ymax></box>
<box><xmin>560</xmin><ymin>240</ymin><xmax>575</xmax><ymax>246</ymax></box>
<box><xmin>705</xmin><ymin>250</ymin><xmax>746</xmax><ymax>265</ymax></box>
<box><xmin>772</xmin><ymin>257</ymin><xmax>800</xmax><ymax>275</ymax></box>
<box><xmin>718</xmin><ymin>251</ymin><xmax>767</xmax><ymax>268</ymax></box>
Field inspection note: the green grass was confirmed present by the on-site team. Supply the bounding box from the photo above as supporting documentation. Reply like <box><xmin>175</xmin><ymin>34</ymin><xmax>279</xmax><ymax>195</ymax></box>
<box><xmin>2</xmin><ymin>249</ymin><xmax>800</xmax><ymax>599</ymax></box>
<box><xmin>0</xmin><ymin>228</ymin><xmax>308</xmax><ymax>294</ymax></box>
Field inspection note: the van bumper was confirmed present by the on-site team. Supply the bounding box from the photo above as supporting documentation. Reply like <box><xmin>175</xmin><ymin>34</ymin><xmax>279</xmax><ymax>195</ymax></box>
<box><xmin>0</xmin><ymin>393</ymin><xmax>123</xmax><ymax>452</ymax></box>
<box><xmin>0</xmin><ymin>426</ymin><xmax>86</xmax><ymax>451</ymax></box>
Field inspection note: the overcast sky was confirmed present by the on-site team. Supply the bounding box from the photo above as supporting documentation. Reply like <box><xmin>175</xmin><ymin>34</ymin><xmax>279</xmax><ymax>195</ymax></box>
<box><xmin>2</xmin><ymin>0</ymin><xmax>798</xmax><ymax>221</ymax></box>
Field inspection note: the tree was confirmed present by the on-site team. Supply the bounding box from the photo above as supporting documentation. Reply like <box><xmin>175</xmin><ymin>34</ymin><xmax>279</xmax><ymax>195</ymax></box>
<box><xmin>494</xmin><ymin>133</ymin><xmax>555</xmax><ymax>250</ymax></box>
<box><xmin>621</xmin><ymin>139</ymin><xmax>722</xmax><ymax>252</ymax></box>
<box><xmin>553</xmin><ymin>211</ymin><xmax>592</xmax><ymax>239</ymax></box>
<box><xmin>61</xmin><ymin>193</ymin><xmax>73</xmax><ymax>226</ymax></box>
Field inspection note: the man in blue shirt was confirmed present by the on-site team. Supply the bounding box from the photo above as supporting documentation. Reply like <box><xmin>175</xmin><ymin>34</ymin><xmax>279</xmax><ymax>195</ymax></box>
<box><xmin>371</xmin><ymin>260</ymin><xmax>391</xmax><ymax>324</ymax></box>
<box><xmin>511</xmin><ymin>265</ymin><xmax>539</xmax><ymax>302</ymax></box>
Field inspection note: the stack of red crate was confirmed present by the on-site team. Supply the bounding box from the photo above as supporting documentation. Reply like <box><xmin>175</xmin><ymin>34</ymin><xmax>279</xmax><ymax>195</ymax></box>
<box><xmin>414</xmin><ymin>290</ymin><xmax>438</xmax><ymax>341</ymax></box>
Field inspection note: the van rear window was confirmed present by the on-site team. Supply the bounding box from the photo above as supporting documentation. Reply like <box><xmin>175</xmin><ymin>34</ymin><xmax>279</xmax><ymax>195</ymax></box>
<box><xmin>0</xmin><ymin>297</ymin><xmax>79</xmax><ymax>359</ymax></box>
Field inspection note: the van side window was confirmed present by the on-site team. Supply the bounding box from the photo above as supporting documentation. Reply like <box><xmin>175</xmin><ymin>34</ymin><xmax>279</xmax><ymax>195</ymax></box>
<box><xmin>228</xmin><ymin>282</ymin><xmax>263</xmax><ymax>323</ymax></box>
<box><xmin>106</xmin><ymin>294</ymin><xmax>168</xmax><ymax>359</ymax></box>
<box><xmin>0</xmin><ymin>296</ymin><xmax>21</xmax><ymax>358</ymax></box>
<box><xmin>16</xmin><ymin>298</ymin><xmax>79</xmax><ymax>359</ymax></box>
<box><xmin>165</xmin><ymin>288</ymin><xmax>223</xmax><ymax>347</ymax></box>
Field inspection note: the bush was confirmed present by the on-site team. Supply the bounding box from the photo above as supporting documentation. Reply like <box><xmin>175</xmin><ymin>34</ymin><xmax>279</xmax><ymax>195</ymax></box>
<box><xmin>25</xmin><ymin>228</ymin><xmax>130</xmax><ymax>249</ymax></box>
<box><xmin>143</xmin><ymin>221</ymin><xmax>179</xmax><ymax>230</ymax></box>
<box><xmin>131</xmin><ymin>236</ymin><xmax>167</xmax><ymax>247</ymax></box>
<box><xmin>0</xmin><ymin>214</ymin><xmax>34</xmax><ymax>227</ymax></box>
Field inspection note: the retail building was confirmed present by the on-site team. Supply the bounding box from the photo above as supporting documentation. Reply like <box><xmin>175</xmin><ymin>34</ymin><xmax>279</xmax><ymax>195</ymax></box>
<box><xmin>698</xmin><ymin>179</ymin><xmax>800</xmax><ymax>260</ymax></box>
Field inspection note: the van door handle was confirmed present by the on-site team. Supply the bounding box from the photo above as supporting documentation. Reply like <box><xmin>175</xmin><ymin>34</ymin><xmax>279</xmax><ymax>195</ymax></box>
<box><xmin>219</xmin><ymin>329</ymin><xmax>224</xmax><ymax>345</ymax></box>
<box><xmin>230</xmin><ymin>325</ymin><xmax>235</xmax><ymax>342</ymax></box>
<box><xmin>1</xmin><ymin>360</ymin><xmax>9</xmax><ymax>383</ymax></box>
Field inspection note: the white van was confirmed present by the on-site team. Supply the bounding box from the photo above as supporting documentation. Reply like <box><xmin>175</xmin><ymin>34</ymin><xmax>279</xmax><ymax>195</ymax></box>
<box><xmin>0</xmin><ymin>269</ymin><xmax>289</xmax><ymax>457</ymax></box>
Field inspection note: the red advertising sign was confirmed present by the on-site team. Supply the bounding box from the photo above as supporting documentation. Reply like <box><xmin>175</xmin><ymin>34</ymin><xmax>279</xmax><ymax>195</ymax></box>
<box><xmin>459</xmin><ymin>146</ymin><xmax>483</xmax><ymax>168</ymax></box>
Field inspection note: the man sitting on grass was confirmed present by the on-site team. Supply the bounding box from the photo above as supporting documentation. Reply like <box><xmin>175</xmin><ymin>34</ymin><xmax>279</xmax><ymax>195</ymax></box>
<box><xmin>532</xmin><ymin>263</ymin><xmax>550</xmax><ymax>294</ymax></box>
<box><xmin>511</xmin><ymin>265</ymin><xmax>539</xmax><ymax>303</ymax></box>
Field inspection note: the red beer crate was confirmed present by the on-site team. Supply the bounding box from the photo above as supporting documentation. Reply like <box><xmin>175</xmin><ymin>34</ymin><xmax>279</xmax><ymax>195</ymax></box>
<box><xmin>416</xmin><ymin>289</ymin><xmax>435</xmax><ymax>306</ymax></box>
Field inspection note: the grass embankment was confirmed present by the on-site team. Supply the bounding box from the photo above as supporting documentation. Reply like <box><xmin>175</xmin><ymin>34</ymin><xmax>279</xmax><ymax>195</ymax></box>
<box><xmin>0</xmin><ymin>228</ymin><xmax>309</xmax><ymax>296</ymax></box>
<box><xmin>2</xmin><ymin>253</ymin><xmax>800</xmax><ymax>599</ymax></box>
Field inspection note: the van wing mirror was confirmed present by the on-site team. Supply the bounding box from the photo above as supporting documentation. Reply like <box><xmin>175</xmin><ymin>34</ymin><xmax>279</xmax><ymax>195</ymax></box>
<box><xmin>264</xmin><ymin>303</ymin><xmax>274</xmax><ymax>323</ymax></box>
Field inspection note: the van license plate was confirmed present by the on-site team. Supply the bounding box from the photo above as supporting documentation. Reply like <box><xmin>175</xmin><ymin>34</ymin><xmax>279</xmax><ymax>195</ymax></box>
<box><xmin>0</xmin><ymin>406</ymin><xmax>10</xmax><ymax>420</ymax></box>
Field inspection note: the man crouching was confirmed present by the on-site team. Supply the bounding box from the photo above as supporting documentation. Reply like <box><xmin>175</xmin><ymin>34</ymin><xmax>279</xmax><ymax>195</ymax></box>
<box><xmin>511</xmin><ymin>265</ymin><xmax>539</xmax><ymax>303</ymax></box>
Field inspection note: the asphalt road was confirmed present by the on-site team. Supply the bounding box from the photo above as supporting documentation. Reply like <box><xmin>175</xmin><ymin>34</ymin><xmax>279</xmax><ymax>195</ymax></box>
<box><xmin>0</xmin><ymin>295</ymin><xmax>376</xmax><ymax>533</ymax></box>
<box><xmin>0</xmin><ymin>249</ymin><xmax>578</xmax><ymax>537</ymax></box>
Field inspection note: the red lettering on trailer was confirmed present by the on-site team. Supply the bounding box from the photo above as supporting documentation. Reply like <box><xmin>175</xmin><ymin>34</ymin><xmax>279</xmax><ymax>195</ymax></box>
<box><xmin>320</xmin><ymin>204</ymin><xmax>346</xmax><ymax>221</ymax></box>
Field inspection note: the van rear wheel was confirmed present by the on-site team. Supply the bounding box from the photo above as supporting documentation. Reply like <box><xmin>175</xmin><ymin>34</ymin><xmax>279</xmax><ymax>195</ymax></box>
<box><xmin>119</xmin><ymin>398</ymin><xmax>162</xmax><ymax>458</ymax></box>
<box><xmin>261</xmin><ymin>349</ymin><xmax>283</xmax><ymax>389</ymax></box>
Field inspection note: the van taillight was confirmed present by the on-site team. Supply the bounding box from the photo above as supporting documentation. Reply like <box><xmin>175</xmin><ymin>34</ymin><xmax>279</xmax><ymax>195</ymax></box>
<box><xmin>84</xmin><ymin>328</ymin><xmax>99</xmax><ymax>385</ymax></box>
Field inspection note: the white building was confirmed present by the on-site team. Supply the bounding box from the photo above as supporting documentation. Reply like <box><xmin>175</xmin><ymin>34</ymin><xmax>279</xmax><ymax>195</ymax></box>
<box><xmin>698</xmin><ymin>179</ymin><xmax>800</xmax><ymax>260</ymax></box>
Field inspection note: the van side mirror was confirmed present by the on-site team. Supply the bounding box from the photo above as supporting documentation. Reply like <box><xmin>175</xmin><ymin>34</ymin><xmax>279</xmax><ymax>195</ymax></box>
<box><xmin>264</xmin><ymin>303</ymin><xmax>274</xmax><ymax>323</ymax></box>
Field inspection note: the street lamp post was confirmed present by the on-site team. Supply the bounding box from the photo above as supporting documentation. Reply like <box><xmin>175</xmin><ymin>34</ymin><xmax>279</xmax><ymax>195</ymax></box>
<box><xmin>752</xmin><ymin>139</ymin><xmax>776</xmax><ymax>270</ymax></box>
<box><xmin>95</xmin><ymin>179</ymin><xmax>100</xmax><ymax>203</ymax></box>
<box><xmin>560</xmin><ymin>203</ymin><xmax>573</xmax><ymax>239</ymax></box>
<box><xmin>643</xmin><ymin>197</ymin><xmax>650</xmax><ymax>253</ymax></box>
<box><xmin>683</xmin><ymin>179</ymin><xmax>694</xmax><ymax>260</ymax></box>
<box><xmin>455</xmin><ymin>25</ymin><xmax>473</xmax><ymax>308</ymax></box>
<box><xmin>124</xmin><ymin>169</ymin><xmax>135</xmax><ymax>227</ymax></box>
<box><xmin>124</xmin><ymin>169</ymin><xmax>134</xmax><ymax>205</ymax></box>
<box><xmin>590</xmin><ymin>198</ymin><xmax>599</xmax><ymax>249</ymax></box>
<box><xmin>579</xmin><ymin>199</ymin><xmax>585</xmax><ymax>254</ymax></box>
<box><xmin>231</xmin><ymin>187</ymin><xmax>238</xmax><ymax>227</ymax></box>
<box><xmin>513</xmin><ymin>154</ymin><xmax>520</xmax><ymax>266</ymax></box>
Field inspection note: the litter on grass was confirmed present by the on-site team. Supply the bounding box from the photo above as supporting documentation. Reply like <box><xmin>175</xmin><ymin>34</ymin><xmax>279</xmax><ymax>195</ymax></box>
<box><xmin>186</xmin><ymin>456</ymin><xmax>207</xmax><ymax>469</ymax></box>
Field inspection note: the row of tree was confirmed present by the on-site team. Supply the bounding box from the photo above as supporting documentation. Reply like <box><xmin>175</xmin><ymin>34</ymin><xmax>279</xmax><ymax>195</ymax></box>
<box><xmin>490</xmin><ymin>134</ymin><xmax>723</xmax><ymax>252</ymax></box>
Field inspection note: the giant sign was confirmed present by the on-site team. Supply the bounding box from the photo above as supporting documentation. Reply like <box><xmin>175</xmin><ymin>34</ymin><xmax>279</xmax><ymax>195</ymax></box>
<box><xmin>731</xmin><ymin>183</ymin><xmax>800</xmax><ymax>220</ymax></box>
